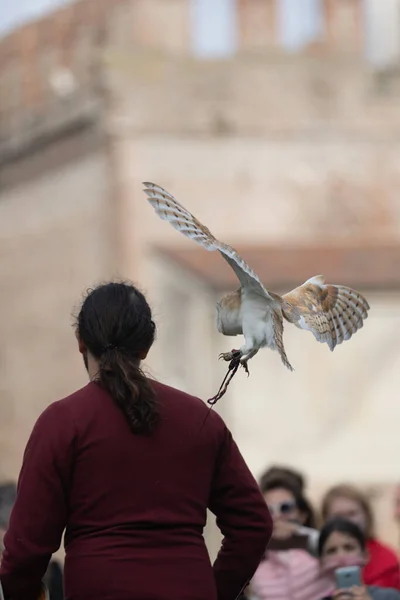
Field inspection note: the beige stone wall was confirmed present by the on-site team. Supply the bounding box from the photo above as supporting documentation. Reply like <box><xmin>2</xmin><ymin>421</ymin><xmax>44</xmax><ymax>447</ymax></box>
<box><xmin>116</xmin><ymin>136</ymin><xmax>400</xmax><ymax>247</ymax></box>
<box><xmin>145</xmin><ymin>256</ymin><xmax>400</xmax><ymax>556</ymax></box>
<box><xmin>113</xmin><ymin>132</ymin><xmax>400</xmax><ymax>555</ymax></box>
<box><xmin>106</xmin><ymin>50</ymin><xmax>400</xmax><ymax>135</ymax></box>
<box><xmin>0</xmin><ymin>148</ymin><xmax>112</xmax><ymax>480</ymax></box>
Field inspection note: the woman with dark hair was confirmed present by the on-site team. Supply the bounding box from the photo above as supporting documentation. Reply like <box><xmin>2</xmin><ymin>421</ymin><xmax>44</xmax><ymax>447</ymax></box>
<box><xmin>0</xmin><ymin>282</ymin><xmax>272</xmax><ymax>600</ymax></box>
<box><xmin>259</xmin><ymin>465</ymin><xmax>306</xmax><ymax>496</ymax></box>
<box><xmin>246</xmin><ymin>476</ymin><xmax>332</xmax><ymax>600</ymax></box>
<box><xmin>318</xmin><ymin>518</ymin><xmax>400</xmax><ymax>600</ymax></box>
<box><xmin>321</xmin><ymin>484</ymin><xmax>400</xmax><ymax>589</ymax></box>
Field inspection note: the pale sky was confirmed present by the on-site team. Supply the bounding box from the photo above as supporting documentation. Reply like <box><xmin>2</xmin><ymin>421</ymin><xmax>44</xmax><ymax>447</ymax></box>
<box><xmin>0</xmin><ymin>0</ymin><xmax>74</xmax><ymax>34</ymax></box>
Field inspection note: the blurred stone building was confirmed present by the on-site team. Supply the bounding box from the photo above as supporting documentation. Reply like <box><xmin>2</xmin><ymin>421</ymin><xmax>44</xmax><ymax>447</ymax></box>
<box><xmin>1</xmin><ymin>0</ymin><xmax>400</xmax><ymax>559</ymax></box>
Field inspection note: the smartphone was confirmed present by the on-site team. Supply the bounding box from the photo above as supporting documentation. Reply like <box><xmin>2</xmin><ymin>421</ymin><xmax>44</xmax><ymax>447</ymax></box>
<box><xmin>335</xmin><ymin>565</ymin><xmax>362</xmax><ymax>589</ymax></box>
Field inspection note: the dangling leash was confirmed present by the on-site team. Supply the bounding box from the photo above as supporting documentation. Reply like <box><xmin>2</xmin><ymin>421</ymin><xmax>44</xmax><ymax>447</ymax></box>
<box><xmin>207</xmin><ymin>354</ymin><xmax>241</xmax><ymax>406</ymax></box>
<box><xmin>197</xmin><ymin>353</ymin><xmax>242</xmax><ymax>435</ymax></box>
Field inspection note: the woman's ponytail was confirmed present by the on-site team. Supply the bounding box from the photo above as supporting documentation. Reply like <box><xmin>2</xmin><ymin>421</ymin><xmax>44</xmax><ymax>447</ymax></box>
<box><xmin>98</xmin><ymin>349</ymin><xmax>159</xmax><ymax>434</ymax></box>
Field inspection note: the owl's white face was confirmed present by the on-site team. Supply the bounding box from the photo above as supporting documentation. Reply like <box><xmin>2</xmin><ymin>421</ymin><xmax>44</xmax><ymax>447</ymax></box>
<box><xmin>215</xmin><ymin>290</ymin><xmax>243</xmax><ymax>337</ymax></box>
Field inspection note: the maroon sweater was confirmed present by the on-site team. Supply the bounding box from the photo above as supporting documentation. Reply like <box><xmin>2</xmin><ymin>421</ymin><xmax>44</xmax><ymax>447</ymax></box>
<box><xmin>0</xmin><ymin>380</ymin><xmax>272</xmax><ymax>600</ymax></box>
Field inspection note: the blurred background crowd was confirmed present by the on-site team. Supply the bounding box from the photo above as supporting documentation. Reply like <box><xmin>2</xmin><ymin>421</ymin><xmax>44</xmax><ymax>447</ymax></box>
<box><xmin>240</xmin><ymin>465</ymin><xmax>400</xmax><ymax>599</ymax></box>
<box><xmin>1</xmin><ymin>0</ymin><xmax>400</xmax><ymax>598</ymax></box>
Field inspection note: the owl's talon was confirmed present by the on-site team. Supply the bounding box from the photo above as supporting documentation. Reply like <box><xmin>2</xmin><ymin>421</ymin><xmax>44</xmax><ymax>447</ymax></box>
<box><xmin>219</xmin><ymin>349</ymin><xmax>241</xmax><ymax>362</ymax></box>
<box><xmin>219</xmin><ymin>352</ymin><xmax>232</xmax><ymax>362</ymax></box>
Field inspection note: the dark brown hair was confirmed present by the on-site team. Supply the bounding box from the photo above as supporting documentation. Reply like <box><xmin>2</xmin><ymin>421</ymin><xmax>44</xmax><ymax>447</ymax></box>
<box><xmin>321</xmin><ymin>484</ymin><xmax>375</xmax><ymax>539</ymax></box>
<box><xmin>77</xmin><ymin>282</ymin><xmax>159</xmax><ymax>435</ymax></box>
<box><xmin>318</xmin><ymin>517</ymin><xmax>366</xmax><ymax>557</ymax></box>
<box><xmin>261</xmin><ymin>475</ymin><xmax>317</xmax><ymax>529</ymax></box>
<box><xmin>259</xmin><ymin>465</ymin><xmax>306</xmax><ymax>495</ymax></box>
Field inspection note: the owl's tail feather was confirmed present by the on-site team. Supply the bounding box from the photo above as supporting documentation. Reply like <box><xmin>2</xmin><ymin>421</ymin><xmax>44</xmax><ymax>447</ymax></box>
<box><xmin>272</xmin><ymin>310</ymin><xmax>294</xmax><ymax>372</ymax></box>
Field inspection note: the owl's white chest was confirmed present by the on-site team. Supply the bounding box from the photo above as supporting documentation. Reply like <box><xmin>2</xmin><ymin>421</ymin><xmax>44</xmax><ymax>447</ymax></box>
<box><xmin>240</xmin><ymin>292</ymin><xmax>276</xmax><ymax>349</ymax></box>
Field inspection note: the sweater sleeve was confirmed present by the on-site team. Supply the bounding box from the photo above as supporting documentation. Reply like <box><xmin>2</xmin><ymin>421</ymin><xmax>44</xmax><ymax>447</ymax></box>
<box><xmin>208</xmin><ymin>424</ymin><xmax>273</xmax><ymax>600</ymax></box>
<box><xmin>372</xmin><ymin>588</ymin><xmax>400</xmax><ymax>600</ymax></box>
<box><xmin>0</xmin><ymin>401</ymin><xmax>76</xmax><ymax>600</ymax></box>
<box><xmin>376</xmin><ymin>564</ymin><xmax>400</xmax><ymax>590</ymax></box>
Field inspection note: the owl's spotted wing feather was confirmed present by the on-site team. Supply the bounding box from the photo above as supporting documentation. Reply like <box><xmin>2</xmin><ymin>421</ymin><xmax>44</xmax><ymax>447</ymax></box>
<box><xmin>143</xmin><ymin>182</ymin><xmax>272</xmax><ymax>299</ymax></box>
<box><xmin>281</xmin><ymin>275</ymin><xmax>370</xmax><ymax>351</ymax></box>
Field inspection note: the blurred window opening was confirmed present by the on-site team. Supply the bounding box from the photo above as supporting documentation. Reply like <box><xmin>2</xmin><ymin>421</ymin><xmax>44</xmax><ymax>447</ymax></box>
<box><xmin>364</xmin><ymin>0</ymin><xmax>400</xmax><ymax>67</ymax></box>
<box><xmin>190</xmin><ymin>0</ymin><xmax>238</xmax><ymax>58</ymax></box>
<box><xmin>278</xmin><ymin>0</ymin><xmax>323</xmax><ymax>51</ymax></box>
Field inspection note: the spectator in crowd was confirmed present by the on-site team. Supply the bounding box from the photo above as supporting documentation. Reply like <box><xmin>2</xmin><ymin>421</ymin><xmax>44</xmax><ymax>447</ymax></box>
<box><xmin>393</xmin><ymin>484</ymin><xmax>400</xmax><ymax>551</ymax></box>
<box><xmin>259</xmin><ymin>465</ymin><xmax>320</xmax><ymax>552</ymax></box>
<box><xmin>246</xmin><ymin>473</ymin><xmax>332</xmax><ymax>600</ymax></box>
<box><xmin>0</xmin><ymin>481</ymin><xmax>64</xmax><ymax>600</ymax></box>
<box><xmin>259</xmin><ymin>465</ymin><xmax>306</xmax><ymax>497</ymax></box>
<box><xmin>318</xmin><ymin>517</ymin><xmax>400</xmax><ymax>600</ymax></box>
<box><xmin>394</xmin><ymin>485</ymin><xmax>400</xmax><ymax>520</ymax></box>
<box><xmin>0</xmin><ymin>281</ymin><xmax>272</xmax><ymax>600</ymax></box>
<box><xmin>321</xmin><ymin>484</ymin><xmax>400</xmax><ymax>590</ymax></box>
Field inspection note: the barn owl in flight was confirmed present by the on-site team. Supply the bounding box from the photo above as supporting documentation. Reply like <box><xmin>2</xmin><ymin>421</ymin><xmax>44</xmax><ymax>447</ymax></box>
<box><xmin>143</xmin><ymin>182</ymin><xmax>370</xmax><ymax>375</ymax></box>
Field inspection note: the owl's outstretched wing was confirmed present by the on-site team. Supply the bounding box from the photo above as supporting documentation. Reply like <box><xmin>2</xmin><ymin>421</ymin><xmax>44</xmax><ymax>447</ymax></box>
<box><xmin>143</xmin><ymin>182</ymin><xmax>273</xmax><ymax>299</ymax></box>
<box><xmin>281</xmin><ymin>275</ymin><xmax>370</xmax><ymax>351</ymax></box>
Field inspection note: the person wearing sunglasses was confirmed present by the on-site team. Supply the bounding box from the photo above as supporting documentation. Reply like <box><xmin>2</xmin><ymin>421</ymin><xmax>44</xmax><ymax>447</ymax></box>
<box><xmin>246</xmin><ymin>475</ymin><xmax>333</xmax><ymax>600</ymax></box>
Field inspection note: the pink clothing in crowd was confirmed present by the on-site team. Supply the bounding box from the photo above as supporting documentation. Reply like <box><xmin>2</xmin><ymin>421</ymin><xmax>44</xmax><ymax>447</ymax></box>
<box><xmin>249</xmin><ymin>549</ymin><xmax>334</xmax><ymax>600</ymax></box>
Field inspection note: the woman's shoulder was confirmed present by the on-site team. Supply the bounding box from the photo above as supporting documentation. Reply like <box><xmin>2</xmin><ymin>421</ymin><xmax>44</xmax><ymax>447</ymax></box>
<box><xmin>30</xmin><ymin>383</ymin><xmax>97</xmax><ymax>435</ymax></box>
<box><xmin>368</xmin><ymin>586</ymin><xmax>400</xmax><ymax>599</ymax></box>
<box><xmin>150</xmin><ymin>379</ymin><xmax>206</xmax><ymax>406</ymax></box>
<box><xmin>150</xmin><ymin>379</ymin><xmax>228</xmax><ymax>427</ymax></box>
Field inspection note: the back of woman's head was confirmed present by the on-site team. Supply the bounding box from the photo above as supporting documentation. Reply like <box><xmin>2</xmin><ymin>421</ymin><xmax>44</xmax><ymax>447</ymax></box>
<box><xmin>318</xmin><ymin>517</ymin><xmax>366</xmax><ymax>557</ymax></box>
<box><xmin>77</xmin><ymin>282</ymin><xmax>158</xmax><ymax>435</ymax></box>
